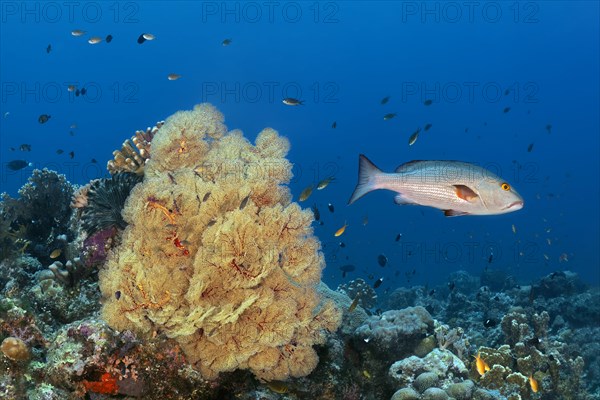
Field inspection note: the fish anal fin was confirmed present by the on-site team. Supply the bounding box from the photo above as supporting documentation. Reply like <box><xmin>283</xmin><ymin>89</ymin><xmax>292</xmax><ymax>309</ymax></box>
<box><xmin>444</xmin><ymin>209</ymin><xmax>470</xmax><ymax>217</ymax></box>
<box><xmin>394</xmin><ymin>194</ymin><xmax>417</xmax><ymax>205</ymax></box>
<box><xmin>454</xmin><ymin>185</ymin><xmax>479</xmax><ymax>202</ymax></box>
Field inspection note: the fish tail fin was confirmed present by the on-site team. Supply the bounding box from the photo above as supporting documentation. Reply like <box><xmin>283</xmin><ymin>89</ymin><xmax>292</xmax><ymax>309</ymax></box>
<box><xmin>348</xmin><ymin>154</ymin><xmax>382</xmax><ymax>205</ymax></box>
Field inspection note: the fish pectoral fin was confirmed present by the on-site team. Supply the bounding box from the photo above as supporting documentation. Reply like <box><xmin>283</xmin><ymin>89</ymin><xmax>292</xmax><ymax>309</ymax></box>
<box><xmin>444</xmin><ymin>209</ymin><xmax>470</xmax><ymax>217</ymax></box>
<box><xmin>393</xmin><ymin>194</ymin><xmax>418</xmax><ymax>205</ymax></box>
<box><xmin>453</xmin><ymin>185</ymin><xmax>479</xmax><ymax>202</ymax></box>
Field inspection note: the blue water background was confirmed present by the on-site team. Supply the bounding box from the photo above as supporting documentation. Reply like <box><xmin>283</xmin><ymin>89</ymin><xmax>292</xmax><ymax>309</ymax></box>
<box><xmin>1</xmin><ymin>1</ymin><xmax>598</xmax><ymax>291</ymax></box>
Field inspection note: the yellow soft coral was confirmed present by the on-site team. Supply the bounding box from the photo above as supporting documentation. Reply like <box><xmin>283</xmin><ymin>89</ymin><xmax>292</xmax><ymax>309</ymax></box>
<box><xmin>99</xmin><ymin>103</ymin><xmax>341</xmax><ymax>381</ymax></box>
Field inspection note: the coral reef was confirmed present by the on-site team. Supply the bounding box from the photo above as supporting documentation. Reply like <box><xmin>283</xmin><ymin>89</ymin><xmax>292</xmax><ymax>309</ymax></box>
<box><xmin>548</xmin><ymin>286</ymin><xmax>600</xmax><ymax>328</ymax></box>
<box><xmin>107</xmin><ymin>121</ymin><xmax>163</xmax><ymax>175</ymax></box>
<box><xmin>43</xmin><ymin>319</ymin><xmax>205</xmax><ymax>397</ymax></box>
<box><xmin>1</xmin><ymin>336</ymin><xmax>30</xmax><ymax>361</ymax></box>
<box><xmin>354</xmin><ymin>307</ymin><xmax>434</xmax><ymax>364</ymax></box>
<box><xmin>80</xmin><ymin>226</ymin><xmax>119</xmax><ymax>269</ymax></box>
<box><xmin>321</xmin><ymin>282</ymin><xmax>369</xmax><ymax>336</ymax></box>
<box><xmin>0</xmin><ymin>255</ymin><xmax>100</xmax><ymax>328</ymax></box>
<box><xmin>531</xmin><ymin>270</ymin><xmax>582</xmax><ymax>299</ymax></box>
<box><xmin>387</xmin><ymin>286</ymin><xmax>421</xmax><ymax>310</ymax></box>
<box><xmin>1</xmin><ymin>102</ymin><xmax>598</xmax><ymax>400</ymax></box>
<box><xmin>381</xmin><ymin>270</ymin><xmax>598</xmax><ymax>399</ymax></box>
<box><xmin>389</xmin><ymin>349</ymin><xmax>468</xmax><ymax>389</ymax></box>
<box><xmin>480</xmin><ymin>269</ymin><xmax>517</xmax><ymax>292</ymax></box>
<box><xmin>1</xmin><ymin>169</ymin><xmax>74</xmax><ymax>262</ymax></box>
<box><xmin>338</xmin><ymin>278</ymin><xmax>378</xmax><ymax>310</ymax></box>
<box><xmin>469</xmin><ymin>308</ymin><xmax>587</xmax><ymax>399</ymax></box>
<box><xmin>99</xmin><ymin>104</ymin><xmax>342</xmax><ymax>381</ymax></box>
<box><xmin>78</xmin><ymin>172</ymin><xmax>143</xmax><ymax>235</ymax></box>
<box><xmin>42</xmin><ymin>258</ymin><xmax>87</xmax><ymax>287</ymax></box>
<box><xmin>434</xmin><ymin>322</ymin><xmax>469</xmax><ymax>360</ymax></box>
<box><xmin>0</xmin><ymin>203</ymin><xmax>24</xmax><ymax>260</ymax></box>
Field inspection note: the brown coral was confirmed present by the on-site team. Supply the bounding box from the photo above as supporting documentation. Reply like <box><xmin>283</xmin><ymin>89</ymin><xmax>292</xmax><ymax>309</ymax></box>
<box><xmin>107</xmin><ymin>121</ymin><xmax>163</xmax><ymax>175</ymax></box>
<box><xmin>71</xmin><ymin>183</ymin><xmax>92</xmax><ymax>210</ymax></box>
<box><xmin>1</xmin><ymin>336</ymin><xmax>30</xmax><ymax>361</ymax></box>
<box><xmin>99</xmin><ymin>104</ymin><xmax>341</xmax><ymax>381</ymax></box>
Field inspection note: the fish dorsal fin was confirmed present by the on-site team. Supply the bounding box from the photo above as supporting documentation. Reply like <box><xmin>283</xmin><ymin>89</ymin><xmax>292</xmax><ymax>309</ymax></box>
<box><xmin>394</xmin><ymin>160</ymin><xmax>426</xmax><ymax>173</ymax></box>
<box><xmin>396</xmin><ymin>160</ymin><xmax>477</xmax><ymax>173</ymax></box>
<box><xmin>395</xmin><ymin>160</ymin><xmax>469</xmax><ymax>173</ymax></box>
<box><xmin>453</xmin><ymin>184</ymin><xmax>479</xmax><ymax>202</ymax></box>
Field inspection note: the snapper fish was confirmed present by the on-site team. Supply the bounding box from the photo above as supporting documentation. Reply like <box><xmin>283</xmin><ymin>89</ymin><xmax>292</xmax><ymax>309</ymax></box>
<box><xmin>348</xmin><ymin>154</ymin><xmax>524</xmax><ymax>216</ymax></box>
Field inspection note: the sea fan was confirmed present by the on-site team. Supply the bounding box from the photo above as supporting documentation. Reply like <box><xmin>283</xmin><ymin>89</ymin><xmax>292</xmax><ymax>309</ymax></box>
<box><xmin>80</xmin><ymin>173</ymin><xmax>142</xmax><ymax>235</ymax></box>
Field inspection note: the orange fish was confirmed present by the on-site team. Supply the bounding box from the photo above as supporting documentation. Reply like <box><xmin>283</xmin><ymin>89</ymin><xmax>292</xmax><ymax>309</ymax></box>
<box><xmin>473</xmin><ymin>353</ymin><xmax>490</xmax><ymax>376</ymax></box>
<box><xmin>529</xmin><ymin>374</ymin><xmax>539</xmax><ymax>392</ymax></box>
<box><xmin>348</xmin><ymin>295</ymin><xmax>360</xmax><ymax>312</ymax></box>
<box><xmin>49</xmin><ymin>249</ymin><xmax>62</xmax><ymax>259</ymax></box>
<box><xmin>334</xmin><ymin>222</ymin><xmax>348</xmax><ymax>237</ymax></box>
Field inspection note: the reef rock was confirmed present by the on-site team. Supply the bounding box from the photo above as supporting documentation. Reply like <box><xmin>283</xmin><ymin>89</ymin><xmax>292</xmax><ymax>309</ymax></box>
<box><xmin>354</xmin><ymin>306</ymin><xmax>434</xmax><ymax>363</ymax></box>
<box><xmin>389</xmin><ymin>349</ymin><xmax>468</xmax><ymax>389</ymax></box>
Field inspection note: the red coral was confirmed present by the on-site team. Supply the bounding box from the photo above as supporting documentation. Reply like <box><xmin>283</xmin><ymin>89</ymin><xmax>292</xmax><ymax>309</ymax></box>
<box><xmin>82</xmin><ymin>372</ymin><xmax>119</xmax><ymax>395</ymax></box>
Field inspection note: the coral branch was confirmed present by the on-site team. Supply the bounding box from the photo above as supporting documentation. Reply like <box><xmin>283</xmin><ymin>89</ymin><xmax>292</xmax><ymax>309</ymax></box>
<box><xmin>107</xmin><ymin>122</ymin><xmax>164</xmax><ymax>176</ymax></box>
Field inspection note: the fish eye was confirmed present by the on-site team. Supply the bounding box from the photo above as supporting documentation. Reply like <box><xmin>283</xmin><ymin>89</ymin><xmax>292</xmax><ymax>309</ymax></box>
<box><xmin>501</xmin><ymin>183</ymin><xmax>511</xmax><ymax>191</ymax></box>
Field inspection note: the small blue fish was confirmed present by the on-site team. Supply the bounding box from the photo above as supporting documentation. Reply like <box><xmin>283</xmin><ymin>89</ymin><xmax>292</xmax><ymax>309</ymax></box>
<box><xmin>7</xmin><ymin>160</ymin><xmax>31</xmax><ymax>171</ymax></box>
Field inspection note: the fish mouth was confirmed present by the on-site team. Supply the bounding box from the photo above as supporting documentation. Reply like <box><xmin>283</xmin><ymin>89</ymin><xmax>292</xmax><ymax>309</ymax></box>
<box><xmin>504</xmin><ymin>200</ymin><xmax>524</xmax><ymax>210</ymax></box>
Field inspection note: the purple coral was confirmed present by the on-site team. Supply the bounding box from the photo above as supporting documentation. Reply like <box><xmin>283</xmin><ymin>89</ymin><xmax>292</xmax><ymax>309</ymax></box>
<box><xmin>342</xmin><ymin>383</ymin><xmax>362</xmax><ymax>400</ymax></box>
<box><xmin>82</xmin><ymin>227</ymin><xmax>117</xmax><ymax>268</ymax></box>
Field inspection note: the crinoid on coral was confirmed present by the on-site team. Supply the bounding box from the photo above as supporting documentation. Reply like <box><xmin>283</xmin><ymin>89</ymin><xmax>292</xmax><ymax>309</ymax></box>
<box><xmin>79</xmin><ymin>173</ymin><xmax>142</xmax><ymax>235</ymax></box>
<box><xmin>107</xmin><ymin>122</ymin><xmax>163</xmax><ymax>176</ymax></box>
<box><xmin>99</xmin><ymin>103</ymin><xmax>342</xmax><ymax>382</ymax></box>
<box><xmin>337</xmin><ymin>278</ymin><xmax>378</xmax><ymax>309</ymax></box>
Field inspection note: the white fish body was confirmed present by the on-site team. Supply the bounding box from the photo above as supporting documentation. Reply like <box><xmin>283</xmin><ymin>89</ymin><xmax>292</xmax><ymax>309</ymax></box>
<box><xmin>348</xmin><ymin>154</ymin><xmax>524</xmax><ymax>216</ymax></box>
